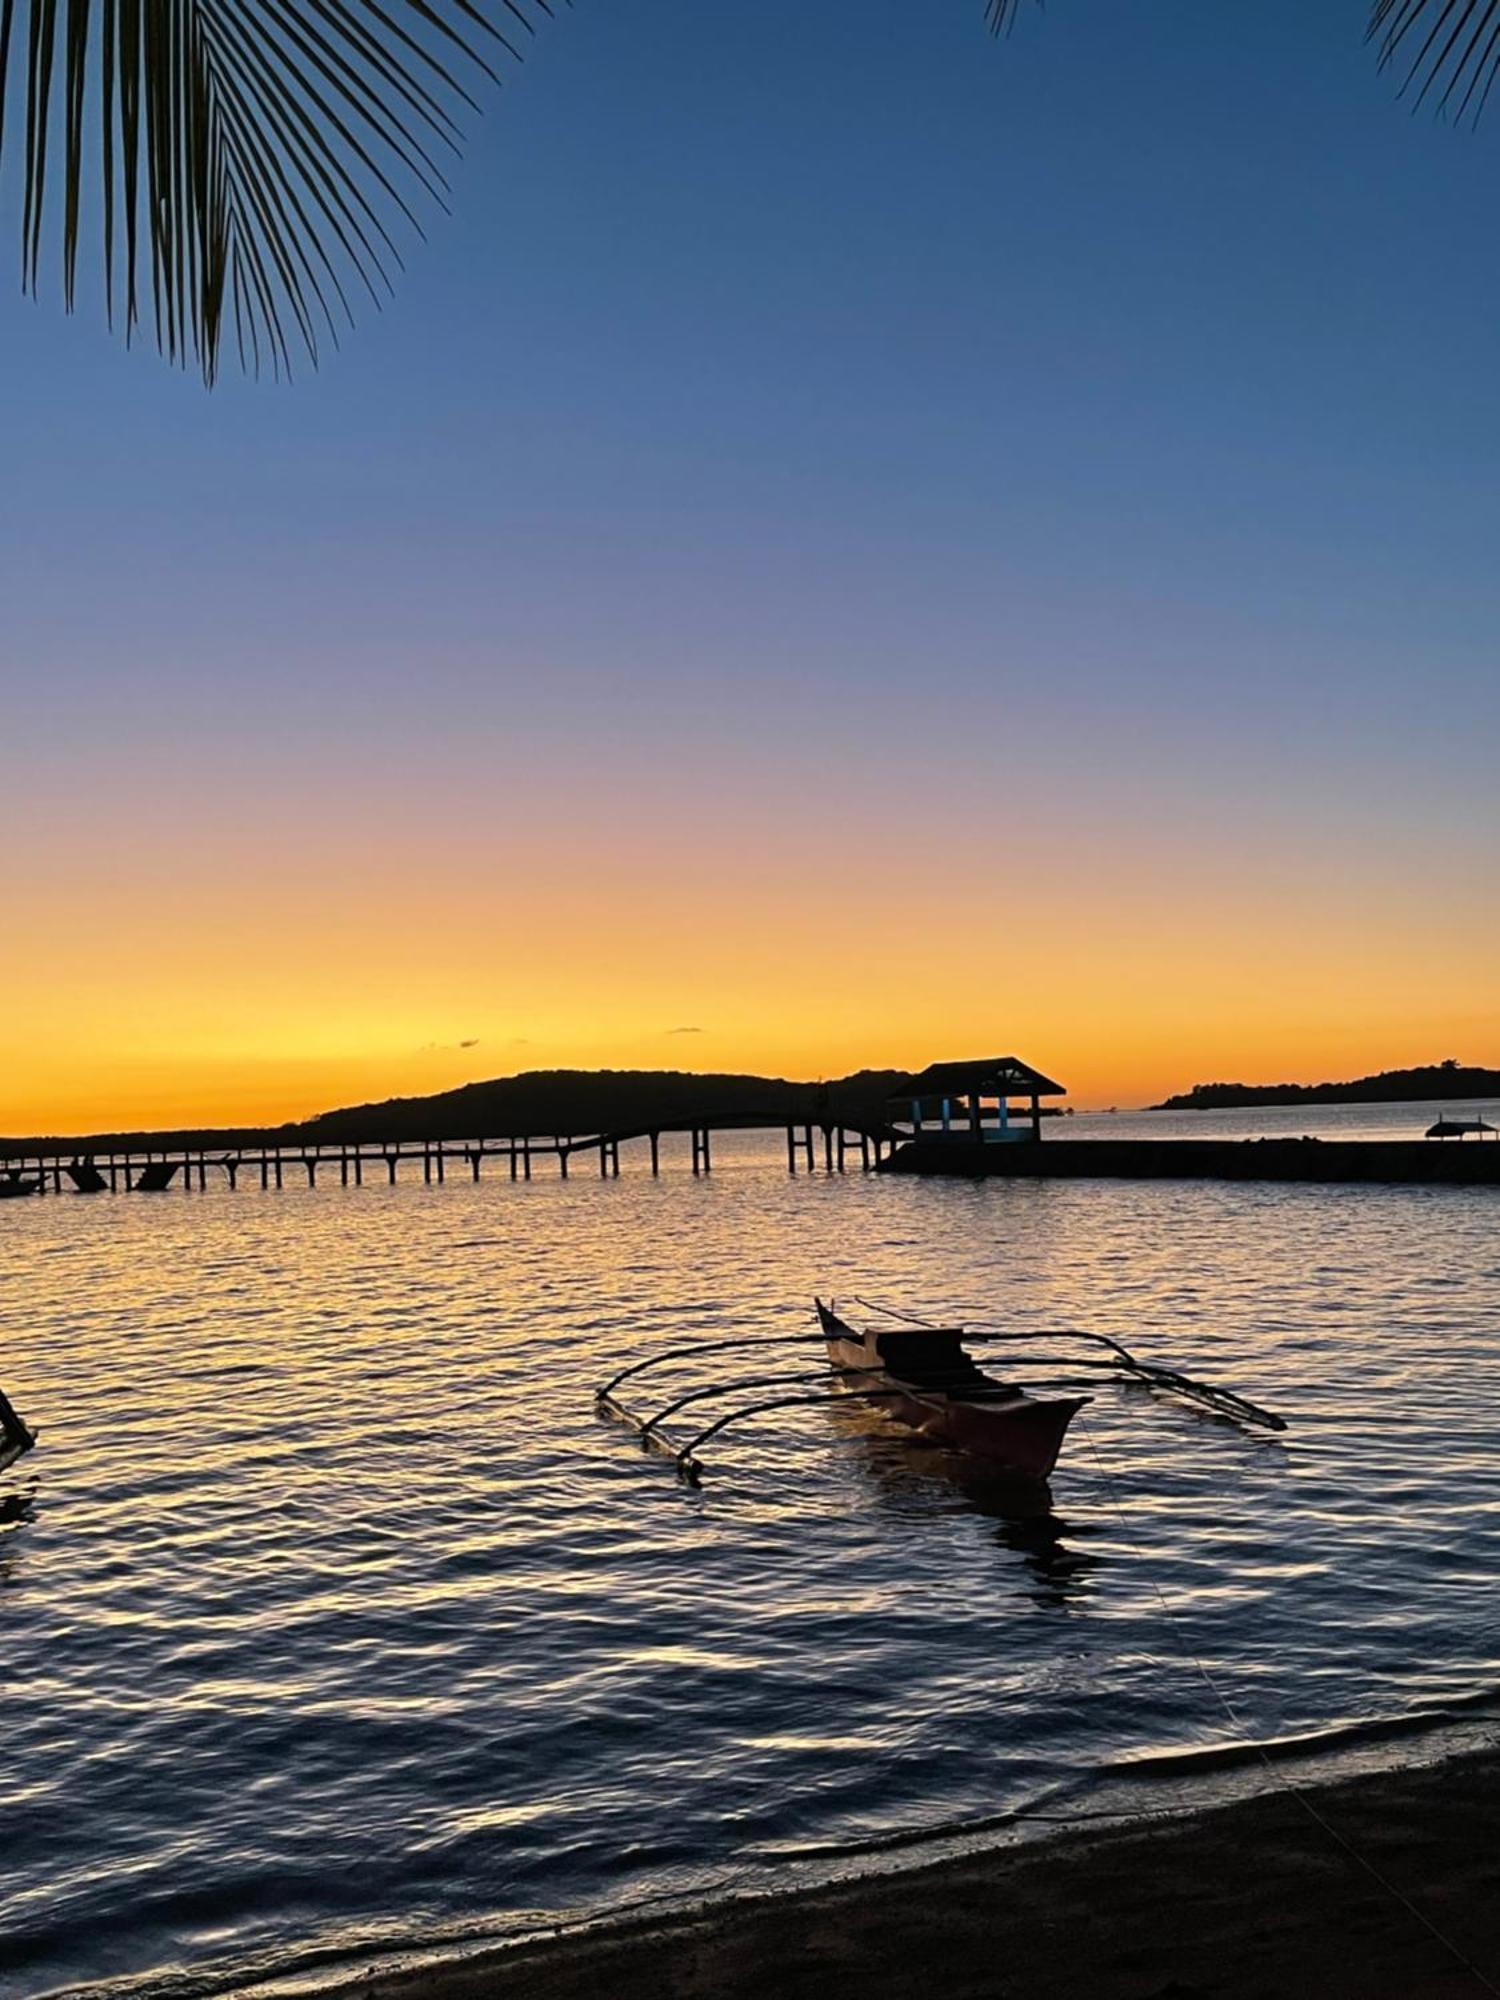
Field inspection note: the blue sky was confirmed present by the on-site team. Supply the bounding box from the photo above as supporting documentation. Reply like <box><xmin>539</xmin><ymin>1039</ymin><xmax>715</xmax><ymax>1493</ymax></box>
<box><xmin>8</xmin><ymin>3</ymin><xmax>1500</xmax><ymax>737</ymax></box>
<box><xmin>3</xmin><ymin>0</ymin><xmax>1499</xmax><ymax>1121</ymax></box>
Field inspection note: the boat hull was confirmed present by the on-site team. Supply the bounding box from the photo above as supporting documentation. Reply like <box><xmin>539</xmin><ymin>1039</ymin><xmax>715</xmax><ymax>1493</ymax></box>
<box><xmin>818</xmin><ymin>1303</ymin><xmax>1084</xmax><ymax>1482</ymax></box>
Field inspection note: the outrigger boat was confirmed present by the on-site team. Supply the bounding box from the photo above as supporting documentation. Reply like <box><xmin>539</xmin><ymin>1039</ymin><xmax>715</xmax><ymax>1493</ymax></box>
<box><xmin>0</xmin><ymin>1384</ymin><xmax>36</xmax><ymax>1474</ymax></box>
<box><xmin>816</xmin><ymin>1300</ymin><xmax>1085</xmax><ymax>1480</ymax></box>
<box><xmin>597</xmin><ymin>1296</ymin><xmax>1287</xmax><ymax>1485</ymax></box>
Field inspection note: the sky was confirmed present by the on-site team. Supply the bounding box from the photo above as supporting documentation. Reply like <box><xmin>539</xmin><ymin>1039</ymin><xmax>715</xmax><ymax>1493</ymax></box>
<box><xmin>3</xmin><ymin>0</ymin><xmax>1499</xmax><ymax>1131</ymax></box>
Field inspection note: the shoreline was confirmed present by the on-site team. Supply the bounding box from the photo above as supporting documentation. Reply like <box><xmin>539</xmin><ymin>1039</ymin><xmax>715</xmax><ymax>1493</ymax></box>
<box><xmin>276</xmin><ymin>1744</ymin><xmax>1500</xmax><ymax>2000</ymax></box>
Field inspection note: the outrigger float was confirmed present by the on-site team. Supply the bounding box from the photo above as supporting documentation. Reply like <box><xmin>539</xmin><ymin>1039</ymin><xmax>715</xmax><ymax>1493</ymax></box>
<box><xmin>597</xmin><ymin>1297</ymin><xmax>1287</xmax><ymax>1485</ymax></box>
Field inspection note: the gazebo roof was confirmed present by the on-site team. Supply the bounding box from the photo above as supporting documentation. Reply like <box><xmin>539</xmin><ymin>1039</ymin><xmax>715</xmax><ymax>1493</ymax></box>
<box><xmin>889</xmin><ymin>1057</ymin><xmax>1067</xmax><ymax>1100</ymax></box>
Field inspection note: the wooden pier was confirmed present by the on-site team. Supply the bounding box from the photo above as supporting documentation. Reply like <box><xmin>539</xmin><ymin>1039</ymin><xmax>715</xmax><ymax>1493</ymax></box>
<box><xmin>0</xmin><ymin>1116</ymin><xmax>898</xmax><ymax>1198</ymax></box>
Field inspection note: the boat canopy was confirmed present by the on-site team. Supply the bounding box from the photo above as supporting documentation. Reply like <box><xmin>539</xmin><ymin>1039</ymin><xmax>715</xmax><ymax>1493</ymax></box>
<box><xmin>872</xmin><ymin>1329</ymin><xmax>989</xmax><ymax>1388</ymax></box>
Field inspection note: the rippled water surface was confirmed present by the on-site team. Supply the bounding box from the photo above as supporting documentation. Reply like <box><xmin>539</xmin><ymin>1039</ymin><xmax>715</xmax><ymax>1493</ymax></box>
<box><xmin>5</xmin><ymin>1118</ymin><xmax>1500</xmax><ymax>1997</ymax></box>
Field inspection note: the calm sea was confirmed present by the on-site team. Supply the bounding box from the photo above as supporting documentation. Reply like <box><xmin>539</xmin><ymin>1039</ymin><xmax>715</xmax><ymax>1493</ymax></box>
<box><xmin>4</xmin><ymin>1103</ymin><xmax>1500</xmax><ymax>1998</ymax></box>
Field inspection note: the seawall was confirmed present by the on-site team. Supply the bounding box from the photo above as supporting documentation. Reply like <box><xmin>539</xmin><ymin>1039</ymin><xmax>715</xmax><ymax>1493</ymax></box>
<box><xmin>880</xmin><ymin>1138</ymin><xmax>1500</xmax><ymax>1186</ymax></box>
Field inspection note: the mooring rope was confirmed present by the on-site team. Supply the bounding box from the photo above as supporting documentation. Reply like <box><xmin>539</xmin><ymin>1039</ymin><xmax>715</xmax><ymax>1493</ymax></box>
<box><xmin>1077</xmin><ymin>1413</ymin><xmax>1500</xmax><ymax>1999</ymax></box>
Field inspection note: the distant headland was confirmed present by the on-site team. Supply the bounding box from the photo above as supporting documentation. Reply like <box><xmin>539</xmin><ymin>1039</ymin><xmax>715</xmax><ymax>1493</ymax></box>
<box><xmin>1155</xmin><ymin>1059</ymin><xmax>1500</xmax><ymax>1112</ymax></box>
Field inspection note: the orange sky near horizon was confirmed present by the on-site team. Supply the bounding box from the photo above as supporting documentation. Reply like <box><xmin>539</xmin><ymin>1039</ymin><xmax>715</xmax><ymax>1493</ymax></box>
<box><xmin>6</xmin><ymin>796</ymin><xmax>1496</xmax><ymax>1134</ymax></box>
<box><xmin>8</xmin><ymin>1</ymin><xmax>1500</xmax><ymax>1143</ymax></box>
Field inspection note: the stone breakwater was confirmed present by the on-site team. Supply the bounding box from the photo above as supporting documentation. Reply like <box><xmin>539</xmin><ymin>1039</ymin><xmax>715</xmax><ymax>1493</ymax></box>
<box><xmin>881</xmin><ymin>1137</ymin><xmax>1500</xmax><ymax>1185</ymax></box>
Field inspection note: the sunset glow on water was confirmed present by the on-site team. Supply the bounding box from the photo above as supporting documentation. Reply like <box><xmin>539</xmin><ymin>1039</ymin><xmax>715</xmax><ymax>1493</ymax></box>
<box><xmin>6</xmin><ymin>1115</ymin><xmax>1500</xmax><ymax>1997</ymax></box>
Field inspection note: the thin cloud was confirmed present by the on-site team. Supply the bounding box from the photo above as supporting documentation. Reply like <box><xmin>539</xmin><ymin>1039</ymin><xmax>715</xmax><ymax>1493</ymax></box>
<box><xmin>666</xmin><ymin>1026</ymin><xmax>704</xmax><ymax>1036</ymax></box>
<box><xmin>420</xmin><ymin>1037</ymin><xmax>482</xmax><ymax>1054</ymax></box>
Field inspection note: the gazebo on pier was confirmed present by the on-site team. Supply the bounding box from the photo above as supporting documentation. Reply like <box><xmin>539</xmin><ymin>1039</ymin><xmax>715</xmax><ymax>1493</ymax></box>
<box><xmin>887</xmin><ymin>1056</ymin><xmax>1066</xmax><ymax>1146</ymax></box>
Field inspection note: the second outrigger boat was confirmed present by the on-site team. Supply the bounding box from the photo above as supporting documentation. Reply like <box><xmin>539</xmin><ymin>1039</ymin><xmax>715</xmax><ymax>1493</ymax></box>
<box><xmin>0</xmin><ymin>1384</ymin><xmax>36</xmax><ymax>1473</ymax></box>
<box><xmin>597</xmin><ymin>1296</ymin><xmax>1287</xmax><ymax>1485</ymax></box>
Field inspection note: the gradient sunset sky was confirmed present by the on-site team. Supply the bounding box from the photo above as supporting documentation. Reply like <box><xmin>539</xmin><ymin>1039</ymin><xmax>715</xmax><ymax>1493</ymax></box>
<box><xmin>4</xmin><ymin>0</ymin><xmax>1498</xmax><ymax>1133</ymax></box>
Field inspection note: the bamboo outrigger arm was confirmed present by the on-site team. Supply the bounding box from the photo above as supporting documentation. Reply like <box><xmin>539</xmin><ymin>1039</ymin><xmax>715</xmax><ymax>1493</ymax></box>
<box><xmin>848</xmin><ymin>1301</ymin><xmax>1286</xmax><ymax>1433</ymax></box>
<box><xmin>599</xmin><ymin>1305</ymin><xmax>1286</xmax><ymax>1492</ymax></box>
<box><xmin>611</xmin><ymin>1365</ymin><xmax>874</xmax><ymax>1444</ymax></box>
<box><xmin>1114</xmin><ymin>1360</ymin><xmax>1286</xmax><ymax>1431</ymax></box>
<box><xmin>673</xmin><ymin>1389</ymin><xmax>913</xmax><ymax>1484</ymax></box>
<box><xmin>596</xmin><ymin>1330</ymin><xmax>831</xmax><ymax>1407</ymax></box>
<box><xmin>604</xmin><ymin>1355</ymin><xmax>1087</xmax><ymax>1447</ymax></box>
<box><xmin>958</xmin><ymin>1334</ymin><xmax>1288</xmax><ymax>1432</ymax></box>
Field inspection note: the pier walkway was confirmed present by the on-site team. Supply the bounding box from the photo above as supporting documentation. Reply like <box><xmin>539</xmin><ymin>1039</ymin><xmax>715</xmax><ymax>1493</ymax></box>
<box><xmin>1</xmin><ymin>1116</ymin><xmax>899</xmax><ymax>1197</ymax></box>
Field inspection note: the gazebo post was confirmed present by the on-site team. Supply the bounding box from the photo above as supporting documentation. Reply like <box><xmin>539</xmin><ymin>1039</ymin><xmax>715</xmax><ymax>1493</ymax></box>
<box><xmin>884</xmin><ymin>1058</ymin><xmax>1066</xmax><ymax>1151</ymax></box>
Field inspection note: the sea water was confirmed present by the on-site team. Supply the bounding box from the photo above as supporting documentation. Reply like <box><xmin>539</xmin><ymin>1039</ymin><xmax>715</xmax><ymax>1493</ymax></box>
<box><xmin>4</xmin><ymin>1107</ymin><xmax>1499</xmax><ymax>1997</ymax></box>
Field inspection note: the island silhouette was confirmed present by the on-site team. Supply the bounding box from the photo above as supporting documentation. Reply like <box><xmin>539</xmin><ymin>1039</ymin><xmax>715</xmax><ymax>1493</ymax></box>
<box><xmin>1156</xmin><ymin>1059</ymin><xmax>1500</xmax><ymax>1111</ymax></box>
<box><xmin>1</xmin><ymin>1068</ymin><xmax>912</xmax><ymax>1159</ymax></box>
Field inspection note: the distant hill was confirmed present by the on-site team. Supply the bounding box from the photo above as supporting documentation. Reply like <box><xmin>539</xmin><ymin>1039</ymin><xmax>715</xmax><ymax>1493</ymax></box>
<box><xmin>2</xmin><ymin>1067</ymin><xmax>912</xmax><ymax>1157</ymax></box>
<box><xmin>291</xmin><ymin>1067</ymin><xmax>910</xmax><ymax>1144</ymax></box>
<box><xmin>1156</xmin><ymin>1061</ymin><xmax>1500</xmax><ymax>1111</ymax></box>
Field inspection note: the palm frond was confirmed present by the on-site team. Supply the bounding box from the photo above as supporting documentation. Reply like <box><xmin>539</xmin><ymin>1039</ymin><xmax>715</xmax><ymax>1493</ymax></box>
<box><xmin>984</xmin><ymin>1</ymin><xmax>1036</xmax><ymax>32</ymax></box>
<box><xmin>0</xmin><ymin>0</ymin><xmax>557</xmax><ymax>381</ymax></box>
<box><xmin>1368</xmin><ymin>0</ymin><xmax>1500</xmax><ymax>122</ymax></box>
<box><xmin>987</xmin><ymin>0</ymin><xmax>1500</xmax><ymax>126</ymax></box>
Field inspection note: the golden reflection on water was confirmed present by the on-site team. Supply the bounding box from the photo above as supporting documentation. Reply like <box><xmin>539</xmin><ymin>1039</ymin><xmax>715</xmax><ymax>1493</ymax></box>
<box><xmin>3</xmin><ymin>1128</ymin><xmax>1499</xmax><ymax>1998</ymax></box>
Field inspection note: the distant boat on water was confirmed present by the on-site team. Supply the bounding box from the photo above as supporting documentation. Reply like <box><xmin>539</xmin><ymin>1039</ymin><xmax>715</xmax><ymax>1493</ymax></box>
<box><xmin>0</xmin><ymin>1169</ymin><xmax>42</xmax><ymax>1199</ymax></box>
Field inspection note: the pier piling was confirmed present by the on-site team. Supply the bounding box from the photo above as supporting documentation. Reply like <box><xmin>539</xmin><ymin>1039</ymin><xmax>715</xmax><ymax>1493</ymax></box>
<box><xmin>6</xmin><ymin>1114</ymin><xmax>895</xmax><ymax>1202</ymax></box>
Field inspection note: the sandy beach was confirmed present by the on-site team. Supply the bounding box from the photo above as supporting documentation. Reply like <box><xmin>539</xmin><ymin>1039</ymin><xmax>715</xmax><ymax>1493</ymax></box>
<box><xmin>320</xmin><ymin>1749</ymin><xmax>1500</xmax><ymax>2000</ymax></box>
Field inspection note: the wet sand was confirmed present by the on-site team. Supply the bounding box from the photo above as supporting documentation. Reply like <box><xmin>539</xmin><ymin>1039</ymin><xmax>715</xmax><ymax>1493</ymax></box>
<box><xmin>328</xmin><ymin>1750</ymin><xmax>1500</xmax><ymax>2000</ymax></box>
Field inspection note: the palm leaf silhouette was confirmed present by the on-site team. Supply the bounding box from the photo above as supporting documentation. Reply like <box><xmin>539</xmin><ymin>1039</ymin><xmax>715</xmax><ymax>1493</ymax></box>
<box><xmin>1368</xmin><ymin>0</ymin><xmax>1500</xmax><ymax>120</ymax></box>
<box><xmin>0</xmin><ymin>1</ymin><xmax>1489</xmax><ymax>384</ymax></box>
<box><xmin>990</xmin><ymin>0</ymin><xmax>1500</xmax><ymax>118</ymax></box>
<box><xmin>0</xmin><ymin>0</ymin><xmax>553</xmax><ymax>380</ymax></box>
